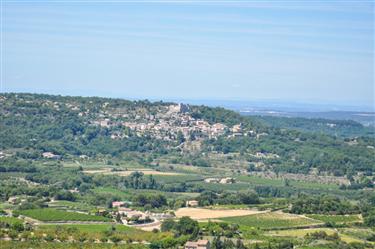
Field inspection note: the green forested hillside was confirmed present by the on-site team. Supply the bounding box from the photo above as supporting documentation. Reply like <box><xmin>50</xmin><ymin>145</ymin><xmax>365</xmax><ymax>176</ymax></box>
<box><xmin>1</xmin><ymin>93</ymin><xmax>374</xmax><ymax>176</ymax></box>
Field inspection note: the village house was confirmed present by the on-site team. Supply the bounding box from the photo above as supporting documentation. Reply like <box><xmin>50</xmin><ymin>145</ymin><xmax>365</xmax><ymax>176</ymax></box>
<box><xmin>255</xmin><ymin>152</ymin><xmax>279</xmax><ymax>159</ymax></box>
<box><xmin>120</xmin><ymin>209</ymin><xmax>152</xmax><ymax>225</ymax></box>
<box><xmin>8</xmin><ymin>196</ymin><xmax>19</xmax><ymax>205</ymax></box>
<box><xmin>204</xmin><ymin>177</ymin><xmax>235</xmax><ymax>184</ymax></box>
<box><xmin>229</xmin><ymin>132</ymin><xmax>243</xmax><ymax>137</ymax></box>
<box><xmin>204</xmin><ymin>178</ymin><xmax>219</xmax><ymax>183</ymax></box>
<box><xmin>42</xmin><ymin>152</ymin><xmax>61</xmax><ymax>159</ymax></box>
<box><xmin>118</xmin><ymin>208</ymin><xmax>146</xmax><ymax>220</ymax></box>
<box><xmin>231</xmin><ymin>124</ymin><xmax>242</xmax><ymax>133</ymax></box>
<box><xmin>184</xmin><ymin>240</ymin><xmax>210</xmax><ymax>249</ymax></box>
<box><xmin>256</xmin><ymin>132</ymin><xmax>268</xmax><ymax>139</ymax></box>
<box><xmin>94</xmin><ymin>119</ymin><xmax>113</xmax><ymax>128</ymax></box>
<box><xmin>186</xmin><ymin>200</ymin><xmax>199</xmax><ymax>207</ymax></box>
<box><xmin>112</xmin><ymin>201</ymin><xmax>126</xmax><ymax>208</ymax></box>
<box><xmin>79</xmin><ymin>155</ymin><xmax>89</xmax><ymax>159</ymax></box>
<box><xmin>68</xmin><ymin>188</ymin><xmax>80</xmax><ymax>193</ymax></box>
<box><xmin>0</xmin><ymin>151</ymin><xmax>6</xmax><ymax>159</ymax></box>
<box><xmin>219</xmin><ymin>177</ymin><xmax>236</xmax><ymax>184</ymax></box>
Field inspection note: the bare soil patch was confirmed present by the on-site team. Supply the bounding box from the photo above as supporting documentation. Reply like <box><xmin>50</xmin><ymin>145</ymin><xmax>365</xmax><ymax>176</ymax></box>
<box><xmin>84</xmin><ymin>168</ymin><xmax>182</xmax><ymax>176</ymax></box>
<box><xmin>175</xmin><ymin>207</ymin><xmax>266</xmax><ymax>220</ymax></box>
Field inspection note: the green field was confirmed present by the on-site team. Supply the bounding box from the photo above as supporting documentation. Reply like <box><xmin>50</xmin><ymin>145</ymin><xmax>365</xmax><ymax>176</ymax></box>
<box><xmin>220</xmin><ymin>212</ymin><xmax>322</xmax><ymax>229</ymax></box>
<box><xmin>152</xmin><ymin>174</ymin><xmax>203</xmax><ymax>183</ymax></box>
<box><xmin>1</xmin><ymin>241</ymin><xmax>148</xmax><ymax>249</ymax></box>
<box><xmin>207</xmin><ymin>204</ymin><xmax>250</xmax><ymax>209</ymax></box>
<box><xmin>306</xmin><ymin>214</ymin><xmax>362</xmax><ymax>224</ymax></box>
<box><xmin>339</xmin><ymin>228</ymin><xmax>375</xmax><ymax>241</ymax></box>
<box><xmin>237</xmin><ymin>175</ymin><xmax>340</xmax><ymax>190</ymax></box>
<box><xmin>17</xmin><ymin>208</ymin><xmax>112</xmax><ymax>222</ymax></box>
<box><xmin>39</xmin><ymin>224</ymin><xmax>133</xmax><ymax>233</ymax></box>
<box><xmin>0</xmin><ymin>216</ymin><xmax>23</xmax><ymax>225</ymax></box>
<box><xmin>93</xmin><ymin>187</ymin><xmax>132</xmax><ymax>199</ymax></box>
<box><xmin>0</xmin><ymin>202</ymin><xmax>14</xmax><ymax>209</ymax></box>
<box><xmin>48</xmin><ymin>200</ymin><xmax>96</xmax><ymax>212</ymax></box>
<box><xmin>38</xmin><ymin>223</ymin><xmax>171</xmax><ymax>242</ymax></box>
<box><xmin>267</xmin><ymin>227</ymin><xmax>336</xmax><ymax>237</ymax></box>
<box><xmin>94</xmin><ymin>187</ymin><xmax>198</xmax><ymax>201</ymax></box>
<box><xmin>195</xmin><ymin>182</ymin><xmax>253</xmax><ymax>192</ymax></box>
<box><xmin>299</xmin><ymin>247</ymin><xmax>332</xmax><ymax>249</ymax></box>
<box><xmin>63</xmin><ymin>160</ymin><xmax>145</xmax><ymax>170</ymax></box>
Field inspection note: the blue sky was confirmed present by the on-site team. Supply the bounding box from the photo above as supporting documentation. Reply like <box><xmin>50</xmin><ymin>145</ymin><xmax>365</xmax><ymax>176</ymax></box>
<box><xmin>2</xmin><ymin>1</ymin><xmax>374</xmax><ymax>110</ymax></box>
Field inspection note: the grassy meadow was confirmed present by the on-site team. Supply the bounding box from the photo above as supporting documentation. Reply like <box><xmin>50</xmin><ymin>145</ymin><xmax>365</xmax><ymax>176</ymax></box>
<box><xmin>16</xmin><ymin>208</ymin><xmax>112</xmax><ymax>222</ymax></box>
<box><xmin>219</xmin><ymin>212</ymin><xmax>322</xmax><ymax>229</ymax></box>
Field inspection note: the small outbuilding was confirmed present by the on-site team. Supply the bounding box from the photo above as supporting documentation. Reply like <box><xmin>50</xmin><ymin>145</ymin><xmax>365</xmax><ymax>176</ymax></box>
<box><xmin>184</xmin><ymin>239</ymin><xmax>210</xmax><ymax>249</ymax></box>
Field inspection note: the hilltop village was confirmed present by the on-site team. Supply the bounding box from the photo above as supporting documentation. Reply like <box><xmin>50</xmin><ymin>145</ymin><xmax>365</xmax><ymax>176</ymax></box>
<box><xmin>93</xmin><ymin>103</ymin><xmax>256</xmax><ymax>142</ymax></box>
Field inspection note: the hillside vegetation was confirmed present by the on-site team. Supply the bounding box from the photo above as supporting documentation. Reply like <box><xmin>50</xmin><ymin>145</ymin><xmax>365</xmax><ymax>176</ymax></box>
<box><xmin>1</xmin><ymin>93</ymin><xmax>375</xmax><ymax>249</ymax></box>
<box><xmin>1</xmin><ymin>93</ymin><xmax>374</xmax><ymax>176</ymax></box>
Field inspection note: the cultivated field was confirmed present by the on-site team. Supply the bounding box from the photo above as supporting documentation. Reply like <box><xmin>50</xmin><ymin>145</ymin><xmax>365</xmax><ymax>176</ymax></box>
<box><xmin>38</xmin><ymin>223</ymin><xmax>169</xmax><ymax>242</ymax></box>
<box><xmin>0</xmin><ymin>241</ymin><xmax>148</xmax><ymax>249</ymax></box>
<box><xmin>152</xmin><ymin>174</ymin><xmax>203</xmax><ymax>183</ymax></box>
<box><xmin>17</xmin><ymin>208</ymin><xmax>112</xmax><ymax>222</ymax></box>
<box><xmin>237</xmin><ymin>175</ymin><xmax>340</xmax><ymax>190</ymax></box>
<box><xmin>306</xmin><ymin>214</ymin><xmax>362</xmax><ymax>224</ymax></box>
<box><xmin>175</xmin><ymin>207</ymin><xmax>265</xmax><ymax>220</ymax></box>
<box><xmin>93</xmin><ymin>187</ymin><xmax>199</xmax><ymax>199</ymax></box>
<box><xmin>48</xmin><ymin>200</ymin><xmax>96</xmax><ymax>212</ymax></box>
<box><xmin>267</xmin><ymin>227</ymin><xmax>369</xmax><ymax>244</ymax></box>
<box><xmin>84</xmin><ymin>168</ymin><xmax>182</xmax><ymax>176</ymax></box>
<box><xmin>219</xmin><ymin>212</ymin><xmax>323</xmax><ymax>229</ymax></box>
<box><xmin>39</xmin><ymin>224</ymin><xmax>133</xmax><ymax>233</ymax></box>
<box><xmin>267</xmin><ymin>227</ymin><xmax>337</xmax><ymax>237</ymax></box>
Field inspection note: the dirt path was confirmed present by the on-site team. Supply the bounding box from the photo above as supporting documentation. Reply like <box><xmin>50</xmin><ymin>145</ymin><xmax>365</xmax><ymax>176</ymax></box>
<box><xmin>127</xmin><ymin>219</ymin><xmax>161</xmax><ymax>231</ymax></box>
<box><xmin>18</xmin><ymin>215</ymin><xmax>114</xmax><ymax>226</ymax></box>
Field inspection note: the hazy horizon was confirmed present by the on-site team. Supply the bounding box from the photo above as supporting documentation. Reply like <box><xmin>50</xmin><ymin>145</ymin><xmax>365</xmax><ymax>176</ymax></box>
<box><xmin>3</xmin><ymin>89</ymin><xmax>374</xmax><ymax>113</ymax></box>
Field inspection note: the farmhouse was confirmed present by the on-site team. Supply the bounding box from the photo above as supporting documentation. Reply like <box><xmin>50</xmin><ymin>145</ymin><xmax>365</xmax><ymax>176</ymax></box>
<box><xmin>186</xmin><ymin>200</ymin><xmax>199</xmax><ymax>207</ymax></box>
<box><xmin>184</xmin><ymin>239</ymin><xmax>210</xmax><ymax>249</ymax></box>
<box><xmin>204</xmin><ymin>178</ymin><xmax>219</xmax><ymax>183</ymax></box>
<box><xmin>98</xmin><ymin>119</ymin><xmax>113</xmax><ymax>127</ymax></box>
<box><xmin>231</xmin><ymin>124</ymin><xmax>242</xmax><ymax>133</ymax></box>
<box><xmin>112</xmin><ymin>201</ymin><xmax>126</xmax><ymax>208</ymax></box>
<box><xmin>68</xmin><ymin>188</ymin><xmax>80</xmax><ymax>193</ymax></box>
<box><xmin>219</xmin><ymin>177</ymin><xmax>235</xmax><ymax>184</ymax></box>
<box><xmin>42</xmin><ymin>152</ymin><xmax>61</xmax><ymax>159</ymax></box>
<box><xmin>79</xmin><ymin>155</ymin><xmax>89</xmax><ymax>159</ymax></box>
<box><xmin>204</xmin><ymin>177</ymin><xmax>235</xmax><ymax>184</ymax></box>
<box><xmin>8</xmin><ymin>196</ymin><xmax>19</xmax><ymax>205</ymax></box>
<box><xmin>118</xmin><ymin>208</ymin><xmax>147</xmax><ymax>220</ymax></box>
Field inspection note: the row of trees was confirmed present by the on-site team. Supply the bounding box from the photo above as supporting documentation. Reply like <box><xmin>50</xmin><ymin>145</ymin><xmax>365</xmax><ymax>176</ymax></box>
<box><xmin>290</xmin><ymin>194</ymin><xmax>358</xmax><ymax>215</ymax></box>
<box><xmin>197</xmin><ymin>190</ymin><xmax>260</xmax><ymax>206</ymax></box>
